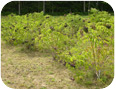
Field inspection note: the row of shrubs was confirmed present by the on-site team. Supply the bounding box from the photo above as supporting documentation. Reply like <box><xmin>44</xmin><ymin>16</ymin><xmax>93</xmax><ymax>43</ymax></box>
<box><xmin>1</xmin><ymin>8</ymin><xmax>114</xmax><ymax>88</ymax></box>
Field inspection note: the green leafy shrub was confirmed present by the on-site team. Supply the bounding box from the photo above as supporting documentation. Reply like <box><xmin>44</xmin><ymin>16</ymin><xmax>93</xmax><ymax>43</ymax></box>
<box><xmin>1</xmin><ymin>9</ymin><xmax>114</xmax><ymax>88</ymax></box>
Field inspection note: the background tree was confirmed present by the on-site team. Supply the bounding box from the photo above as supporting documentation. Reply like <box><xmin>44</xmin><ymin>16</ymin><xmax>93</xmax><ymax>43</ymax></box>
<box><xmin>1</xmin><ymin>1</ymin><xmax>113</xmax><ymax>15</ymax></box>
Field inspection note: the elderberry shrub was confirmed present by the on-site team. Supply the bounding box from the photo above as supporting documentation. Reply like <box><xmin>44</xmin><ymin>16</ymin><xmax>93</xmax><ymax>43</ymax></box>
<box><xmin>1</xmin><ymin>9</ymin><xmax>114</xmax><ymax>88</ymax></box>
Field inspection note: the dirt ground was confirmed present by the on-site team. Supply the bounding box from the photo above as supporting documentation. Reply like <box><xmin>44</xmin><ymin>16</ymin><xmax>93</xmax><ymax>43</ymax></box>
<box><xmin>1</xmin><ymin>41</ymin><xmax>86</xmax><ymax>89</ymax></box>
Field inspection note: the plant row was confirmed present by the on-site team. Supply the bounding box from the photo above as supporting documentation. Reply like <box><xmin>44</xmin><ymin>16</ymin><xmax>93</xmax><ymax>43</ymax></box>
<box><xmin>1</xmin><ymin>8</ymin><xmax>114</xmax><ymax>88</ymax></box>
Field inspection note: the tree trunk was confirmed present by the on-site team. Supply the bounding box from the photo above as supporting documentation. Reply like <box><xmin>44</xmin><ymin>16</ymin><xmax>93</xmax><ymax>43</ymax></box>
<box><xmin>88</xmin><ymin>1</ymin><xmax>90</xmax><ymax>10</ymax></box>
<box><xmin>43</xmin><ymin>1</ymin><xmax>45</xmax><ymax>14</ymax></box>
<box><xmin>88</xmin><ymin>1</ymin><xmax>90</xmax><ymax>15</ymax></box>
<box><xmin>70</xmin><ymin>9</ymin><xmax>71</xmax><ymax>13</ymax></box>
<box><xmin>18</xmin><ymin>1</ymin><xmax>20</xmax><ymax>15</ymax></box>
<box><xmin>38</xmin><ymin>1</ymin><xmax>39</xmax><ymax>12</ymax></box>
<box><xmin>84</xmin><ymin>1</ymin><xmax>85</xmax><ymax>13</ymax></box>
<box><xmin>52</xmin><ymin>3</ymin><xmax>54</xmax><ymax>14</ymax></box>
<box><xmin>96</xmin><ymin>1</ymin><xmax>99</xmax><ymax>9</ymax></box>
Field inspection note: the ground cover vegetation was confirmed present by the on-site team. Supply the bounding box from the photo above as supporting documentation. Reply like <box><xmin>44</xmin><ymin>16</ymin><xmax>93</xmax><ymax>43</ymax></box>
<box><xmin>1</xmin><ymin>8</ymin><xmax>114</xmax><ymax>88</ymax></box>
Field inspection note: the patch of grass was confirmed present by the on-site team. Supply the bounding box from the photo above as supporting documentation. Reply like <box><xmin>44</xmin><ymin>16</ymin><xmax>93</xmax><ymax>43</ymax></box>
<box><xmin>5</xmin><ymin>80</ymin><xmax>14</xmax><ymax>85</ymax></box>
<box><xmin>51</xmin><ymin>78</ymin><xmax>55</xmax><ymax>82</ymax></box>
<box><xmin>40</xmin><ymin>86</ymin><xmax>47</xmax><ymax>89</ymax></box>
<box><xmin>85</xmin><ymin>81</ymin><xmax>93</xmax><ymax>85</ymax></box>
<box><xmin>1</xmin><ymin>40</ymin><xmax>83</xmax><ymax>89</ymax></box>
<box><xmin>48</xmin><ymin>71</ymin><xmax>54</xmax><ymax>74</ymax></box>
